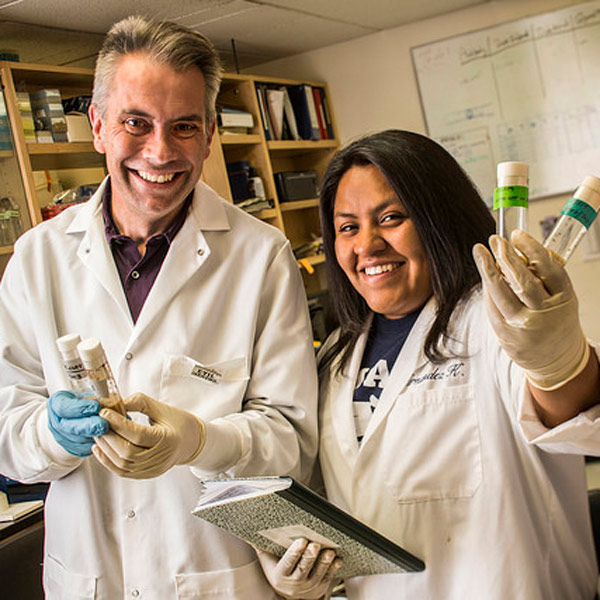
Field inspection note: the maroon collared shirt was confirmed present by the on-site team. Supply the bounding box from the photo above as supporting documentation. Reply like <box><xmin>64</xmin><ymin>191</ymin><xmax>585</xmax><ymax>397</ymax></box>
<box><xmin>102</xmin><ymin>184</ymin><xmax>192</xmax><ymax>323</ymax></box>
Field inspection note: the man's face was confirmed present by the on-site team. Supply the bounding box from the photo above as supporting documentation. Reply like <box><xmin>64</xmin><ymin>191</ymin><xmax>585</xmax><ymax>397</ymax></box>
<box><xmin>89</xmin><ymin>53</ymin><xmax>214</xmax><ymax>234</ymax></box>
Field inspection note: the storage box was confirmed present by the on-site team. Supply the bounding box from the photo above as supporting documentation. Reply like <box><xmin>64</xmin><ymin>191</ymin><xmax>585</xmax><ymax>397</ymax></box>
<box><xmin>275</xmin><ymin>170</ymin><xmax>318</xmax><ymax>202</ymax></box>
<box><xmin>65</xmin><ymin>114</ymin><xmax>92</xmax><ymax>142</ymax></box>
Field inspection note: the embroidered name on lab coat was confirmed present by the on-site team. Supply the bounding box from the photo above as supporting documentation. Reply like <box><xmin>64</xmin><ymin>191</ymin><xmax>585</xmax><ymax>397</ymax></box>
<box><xmin>407</xmin><ymin>361</ymin><xmax>465</xmax><ymax>387</ymax></box>
<box><xmin>191</xmin><ymin>365</ymin><xmax>222</xmax><ymax>384</ymax></box>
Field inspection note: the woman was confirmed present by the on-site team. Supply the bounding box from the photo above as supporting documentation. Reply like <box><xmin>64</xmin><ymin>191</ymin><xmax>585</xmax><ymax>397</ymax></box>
<box><xmin>259</xmin><ymin>130</ymin><xmax>600</xmax><ymax>599</ymax></box>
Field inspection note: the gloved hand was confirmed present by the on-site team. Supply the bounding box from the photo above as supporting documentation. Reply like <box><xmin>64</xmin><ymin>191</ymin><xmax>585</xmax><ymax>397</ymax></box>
<box><xmin>472</xmin><ymin>230</ymin><xmax>589</xmax><ymax>390</ymax></box>
<box><xmin>92</xmin><ymin>393</ymin><xmax>205</xmax><ymax>479</ymax></box>
<box><xmin>48</xmin><ymin>390</ymin><xmax>108</xmax><ymax>456</ymax></box>
<box><xmin>257</xmin><ymin>538</ymin><xmax>343</xmax><ymax>600</ymax></box>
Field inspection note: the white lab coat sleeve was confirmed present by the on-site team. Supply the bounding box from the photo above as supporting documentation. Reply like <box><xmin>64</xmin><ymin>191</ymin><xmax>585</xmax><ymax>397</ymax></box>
<box><xmin>190</xmin><ymin>241</ymin><xmax>318</xmax><ymax>482</ymax></box>
<box><xmin>0</xmin><ymin>237</ymin><xmax>82</xmax><ymax>482</ymax></box>
<box><xmin>518</xmin><ymin>340</ymin><xmax>600</xmax><ymax>455</ymax></box>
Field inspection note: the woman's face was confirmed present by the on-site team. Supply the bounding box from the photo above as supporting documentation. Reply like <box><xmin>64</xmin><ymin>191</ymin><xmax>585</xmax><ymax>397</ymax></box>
<box><xmin>333</xmin><ymin>164</ymin><xmax>433</xmax><ymax>319</ymax></box>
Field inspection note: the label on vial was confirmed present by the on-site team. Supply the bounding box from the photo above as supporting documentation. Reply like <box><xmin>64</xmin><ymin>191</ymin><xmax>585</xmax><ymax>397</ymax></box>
<box><xmin>561</xmin><ymin>197</ymin><xmax>598</xmax><ymax>229</ymax></box>
<box><xmin>493</xmin><ymin>185</ymin><xmax>529</xmax><ymax>210</ymax></box>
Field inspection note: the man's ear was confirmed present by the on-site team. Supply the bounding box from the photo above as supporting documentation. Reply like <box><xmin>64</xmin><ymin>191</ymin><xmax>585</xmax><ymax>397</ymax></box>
<box><xmin>88</xmin><ymin>104</ymin><xmax>106</xmax><ymax>155</ymax></box>
<box><xmin>204</xmin><ymin>118</ymin><xmax>216</xmax><ymax>159</ymax></box>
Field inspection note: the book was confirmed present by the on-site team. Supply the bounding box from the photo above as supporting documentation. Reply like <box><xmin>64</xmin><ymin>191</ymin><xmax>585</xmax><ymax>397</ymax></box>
<box><xmin>254</xmin><ymin>83</ymin><xmax>272</xmax><ymax>141</ymax></box>
<box><xmin>218</xmin><ymin>107</ymin><xmax>254</xmax><ymax>129</ymax></box>
<box><xmin>192</xmin><ymin>476</ymin><xmax>425</xmax><ymax>580</ymax></box>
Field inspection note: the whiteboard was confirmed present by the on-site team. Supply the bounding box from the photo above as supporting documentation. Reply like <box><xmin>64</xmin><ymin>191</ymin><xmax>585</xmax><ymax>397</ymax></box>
<box><xmin>411</xmin><ymin>0</ymin><xmax>600</xmax><ymax>204</ymax></box>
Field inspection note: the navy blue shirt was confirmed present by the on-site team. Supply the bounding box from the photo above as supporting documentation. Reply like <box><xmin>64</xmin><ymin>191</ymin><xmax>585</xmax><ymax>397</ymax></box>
<box><xmin>102</xmin><ymin>184</ymin><xmax>192</xmax><ymax>323</ymax></box>
<box><xmin>353</xmin><ymin>309</ymin><xmax>421</xmax><ymax>442</ymax></box>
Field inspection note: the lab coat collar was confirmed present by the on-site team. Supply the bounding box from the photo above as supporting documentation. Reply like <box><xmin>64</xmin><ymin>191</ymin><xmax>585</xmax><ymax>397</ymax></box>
<box><xmin>67</xmin><ymin>177</ymin><xmax>233</xmax><ymax>333</ymax></box>
<box><xmin>327</xmin><ymin>298</ymin><xmax>438</xmax><ymax>469</ymax></box>
<box><xmin>66</xmin><ymin>177</ymin><xmax>231</xmax><ymax>235</ymax></box>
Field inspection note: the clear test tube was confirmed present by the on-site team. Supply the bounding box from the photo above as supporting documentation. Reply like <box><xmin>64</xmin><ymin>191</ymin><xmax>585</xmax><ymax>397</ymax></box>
<box><xmin>56</xmin><ymin>333</ymin><xmax>92</xmax><ymax>395</ymax></box>
<box><xmin>77</xmin><ymin>338</ymin><xmax>127</xmax><ymax>416</ymax></box>
<box><xmin>494</xmin><ymin>161</ymin><xmax>529</xmax><ymax>239</ymax></box>
<box><xmin>543</xmin><ymin>175</ymin><xmax>600</xmax><ymax>264</ymax></box>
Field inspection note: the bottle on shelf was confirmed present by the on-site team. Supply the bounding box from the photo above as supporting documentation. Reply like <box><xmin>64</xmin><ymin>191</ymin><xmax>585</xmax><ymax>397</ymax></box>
<box><xmin>543</xmin><ymin>175</ymin><xmax>600</xmax><ymax>264</ymax></box>
<box><xmin>493</xmin><ymin>161</ymin><xmax>529</xmax><ymax>240</ymax></box>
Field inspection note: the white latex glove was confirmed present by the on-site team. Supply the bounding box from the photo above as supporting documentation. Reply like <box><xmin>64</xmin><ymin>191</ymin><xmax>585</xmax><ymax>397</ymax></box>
<box><xmin>472</xmin><ymin>230</ymin><xmax>589</xmax><ymax>391</ymax></box>
<box><xmin>257</xmin><ymin>538</ymin><xmax>342</xmax><ymax>600</ymax></box>
<box><xmin>92</xmin><ymin>393</ymin><xmax>205</xmax><ymax>479</ymax></box>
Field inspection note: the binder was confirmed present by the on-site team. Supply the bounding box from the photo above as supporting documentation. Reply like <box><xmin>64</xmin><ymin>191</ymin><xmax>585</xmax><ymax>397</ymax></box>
<box><xmin>254</xmin><ymin>83</ymin><xmax>272</xmax><ymax>140</ymax></box>
<box><xmin>266</xmin><ymin>88</ymin><xmax>285</xmax><ymax>140</ymax></box>
<box><xmin>318</xmin><ymin>87</ymin><xmax>335</xmax><ymax>139</ymax></box>
<box><xmin>312</xmin><ymin>87</ymin><xmax>328</xmax><ymax>140</ymax></box>
<box><xmin>281</xmin><ymin>86</ymin><xmax>300</xmax><ymax>141</ymax></box>
<box><xmin>192</xmin><ymin>476</ymin><xmax>425</xmax><ymax>580</ymax></box>
<box><xmin>288</xmin><ymin>84</ymin><xmax>320</xmax><ymax>140</ymax></box>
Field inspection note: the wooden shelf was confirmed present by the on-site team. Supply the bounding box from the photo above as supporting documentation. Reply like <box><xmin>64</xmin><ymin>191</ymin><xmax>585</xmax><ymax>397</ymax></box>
<box><xmin>267</xmin><ymin>139</ymin><xmax>337</xmax><ymax>152</ymax></box>
<box><xmin>27</xmin><ymin>142</ymin><xmax>104</xmax><ymax>170</ymax></box>
<box><xmin>0</xmin><ymin>150</ymin><xmax>14</xmax><ymax>159</ymax></box>
<box><xmin>220</xmin><ymin>133</ymin><xmax>262</xmax><ymax>145</ymax></box>
<box><xmin>0</xmin><ymin>245</ymin><xmax>14</xmax><ymax>255</ymax></box>
<box><xmin>279</xmin><ymin>198</ymin><xmax>319</xmax><ymax>212</ymax></box>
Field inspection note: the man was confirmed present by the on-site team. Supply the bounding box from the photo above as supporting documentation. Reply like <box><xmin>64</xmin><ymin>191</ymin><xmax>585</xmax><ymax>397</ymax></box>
<box><xmin>0</xmin><ymin>16</ymin><xmax>317</xmax><ymax>599</ymax></box>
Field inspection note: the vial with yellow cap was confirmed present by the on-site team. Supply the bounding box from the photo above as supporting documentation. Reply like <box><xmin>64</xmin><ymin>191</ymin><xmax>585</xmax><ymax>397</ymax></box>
<box><xmin>77</xmin><ymin>337</ymin><xmax>127</xmax><ymax>416</ymax></box>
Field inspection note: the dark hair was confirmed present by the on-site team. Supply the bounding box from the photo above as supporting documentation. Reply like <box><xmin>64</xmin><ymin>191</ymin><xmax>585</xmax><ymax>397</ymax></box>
<box><xmin>318</xmin><ymin>129</ymin><xmax>495</xmax><ymax>375</ymax></box>
<box><xmin>93</xmin><ymin>15</ymin><xmax>222</xmax><ymax>127</ymax></box>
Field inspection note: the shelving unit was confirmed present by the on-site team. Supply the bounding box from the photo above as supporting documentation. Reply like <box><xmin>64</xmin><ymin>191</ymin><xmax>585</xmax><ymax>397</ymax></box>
<box><xmin>0</xmin><ymin>63</ymin><xmax>339</xmax><ymax>293</ymax></box>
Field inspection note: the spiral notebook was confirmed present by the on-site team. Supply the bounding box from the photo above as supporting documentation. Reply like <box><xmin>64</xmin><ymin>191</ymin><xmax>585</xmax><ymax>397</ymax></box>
<box><xmin>192</xmin><ymin>476</ymin><xmax>424</xmax><ymax>580</ymax></box>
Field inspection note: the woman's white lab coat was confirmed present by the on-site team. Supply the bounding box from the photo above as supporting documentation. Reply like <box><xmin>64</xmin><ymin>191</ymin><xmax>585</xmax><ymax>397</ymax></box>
<box><xmin>319</xmin><ymin>291</ymin><xmax>600</xmax><ymax>600</ymax></box>
<box><xmin>0</xmin><ymin>178</ymin><xmax>318</xmax><ymax>599</ymax></box>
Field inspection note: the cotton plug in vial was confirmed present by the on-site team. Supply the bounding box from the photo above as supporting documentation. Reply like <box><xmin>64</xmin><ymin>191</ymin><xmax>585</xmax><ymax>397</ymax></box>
<box><xmin>56</xmin><ymin>333</ymin><xmax>92</xmax><ymax>395</ymax></box>
<box><xmin>77</xmin><ymin>338</ymin><xmax>127</xmax><ymax>416</ymax></box>
<box><xmin>543</xmin><ymin>175</ymin><xmax>600</xmax><ymax>264</ymax></box>
<box><xmin>494</xmin><ymin>161</ymin><xmax>529</xmax><ymax>239</ymax></box>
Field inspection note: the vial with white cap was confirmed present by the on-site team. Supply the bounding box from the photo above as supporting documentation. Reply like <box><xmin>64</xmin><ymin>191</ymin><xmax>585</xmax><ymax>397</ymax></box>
<box><xmin>543</xmin><ymin>175</ymin><xmax>600</xmax><ymax>264</ymax></box>
<box><xmin>77</xmin><ymin>338</ymin><xmax>127</xmax><ymax>415</ymax></box>
<box><xmin>56</xmin><ymin>333</ymin><xmax>92</xmax><ymax>395</ymax></box>
<box><xmin>494</xmin><ymin>161</ymin><xmax>529</xmax><ymax>239</ymax></box>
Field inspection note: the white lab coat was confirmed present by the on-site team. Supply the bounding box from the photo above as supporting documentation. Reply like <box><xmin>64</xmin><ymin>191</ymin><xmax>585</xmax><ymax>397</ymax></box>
<box><xmin>319</xmin><ymin>291</ymin><xmax>600</xmax><ymax>600</ymax></box>
<box><xmin>0</xmin><ymin>178</ymin><xmax>318</xmax><ymax>599</ymax></box>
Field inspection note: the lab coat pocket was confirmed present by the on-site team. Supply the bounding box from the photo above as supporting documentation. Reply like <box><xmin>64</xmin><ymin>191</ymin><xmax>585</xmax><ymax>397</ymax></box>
<box><xmin>174</xmin><ymin>559</ymin><xmax>278</xmax><ymax>599</ymax></box>
<box><xmin>159</xmin><ymin>354</ymin><xmax>249</xmax><ymax>419</ymax></box>
<box><xmin>385</xmin><ymin>384</ymin><xmax>482</xmax><ymax>503</ymax></box>
<box><xmin>44</xmin><ymin>553</ymin><xmax>97</xmax><ymax>599</ymax></box>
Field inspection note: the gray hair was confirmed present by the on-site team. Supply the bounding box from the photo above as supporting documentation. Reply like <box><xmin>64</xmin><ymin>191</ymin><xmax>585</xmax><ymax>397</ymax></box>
<box><xmin>92</xmin><ymin>15</ymin><xmax>222</xmax><ymax>128</ymax></box>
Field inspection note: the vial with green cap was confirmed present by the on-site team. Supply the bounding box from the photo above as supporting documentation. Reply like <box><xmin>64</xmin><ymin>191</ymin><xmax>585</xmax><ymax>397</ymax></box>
<box><xmin>494</xmin><ymin>161</ymin><xmax>529</xmax><ymax>239</ymax></box>
<box><xmin>543</xmin><ymin>175</ymin><xmax>600</xmax><ymax>264</ymax></box>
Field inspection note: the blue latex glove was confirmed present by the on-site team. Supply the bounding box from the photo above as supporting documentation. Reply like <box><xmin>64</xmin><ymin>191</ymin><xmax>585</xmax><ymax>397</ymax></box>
<box><xmin>47</xmin><ymin>391</ymin><xmax>109</xmax><ymax>457</ymax></box>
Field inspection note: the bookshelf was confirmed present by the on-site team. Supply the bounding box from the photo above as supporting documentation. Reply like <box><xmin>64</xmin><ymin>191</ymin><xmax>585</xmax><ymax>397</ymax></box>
<box><xmin>0</xmin><ymin>63</ymin><xmax>339</xmax><ymax>293</ymax></box>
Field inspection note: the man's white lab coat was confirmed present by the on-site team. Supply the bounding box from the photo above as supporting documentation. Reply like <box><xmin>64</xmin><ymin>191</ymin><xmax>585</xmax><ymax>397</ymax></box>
<box><xmin>0</xmin><ymin>178</ymin><xmax>318</xmax><ymax>599</ymax></box>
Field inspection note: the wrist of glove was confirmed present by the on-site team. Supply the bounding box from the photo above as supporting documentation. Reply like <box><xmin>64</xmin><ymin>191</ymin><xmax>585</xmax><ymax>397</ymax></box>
<box><xmin>92</xmin><ymin>393</ymin><xmax>206</xmax><ymax>479</ymax></box>
<box><xmin>47</xmin><ymin>390</ymin><xmax>109</xmax><ymax>457</ymax></box>
<box><xmin>473</xmin><ymin>230</ymin><xmax>588</xmax><ymax>391</ymax></box>
<box><xmin>257</xmin><ymin>538</ymin><xmax>342</xmax><ymax>600</ymax></box>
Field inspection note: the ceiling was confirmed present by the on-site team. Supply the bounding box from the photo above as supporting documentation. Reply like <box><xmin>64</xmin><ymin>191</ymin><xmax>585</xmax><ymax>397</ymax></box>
<box><xmin>0</xmin><ymin>0</ymin><xmax>489</xmax><ymax>71</ymax></box>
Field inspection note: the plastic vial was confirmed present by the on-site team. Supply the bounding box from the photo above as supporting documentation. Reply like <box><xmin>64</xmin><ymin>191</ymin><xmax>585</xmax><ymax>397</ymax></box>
<box><xmin>77</xmin><ymin>338</ymin><xmax>127</xmax><ymax>415</ymax></box>
<box><xmin>56</xmin><ymin>333</ymin><xmax>92</xmax><ymax>395</ymax></box>
<box><xmin>494</xmin><ymin>161</ymin><xmax>529</xmax><ymax>239</ymax></box>
<box><xmin>543</xmin><ymin>175</ymin><xmax>600</xmax><ymax>264</ymax></box>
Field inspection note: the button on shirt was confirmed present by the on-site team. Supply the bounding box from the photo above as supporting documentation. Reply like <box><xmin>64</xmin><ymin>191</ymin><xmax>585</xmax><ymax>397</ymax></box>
<box><xmin>102</xmin><ymin>186</ymin><xmax>192</xmax><ymax>323</ymax></box>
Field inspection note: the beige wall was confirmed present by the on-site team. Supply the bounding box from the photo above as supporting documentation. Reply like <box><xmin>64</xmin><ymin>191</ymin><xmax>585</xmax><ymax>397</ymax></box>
<box><xmin>250</xmin><ymin>0</ymin><xmax>600</xmax><ymax>339</ymax></box>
